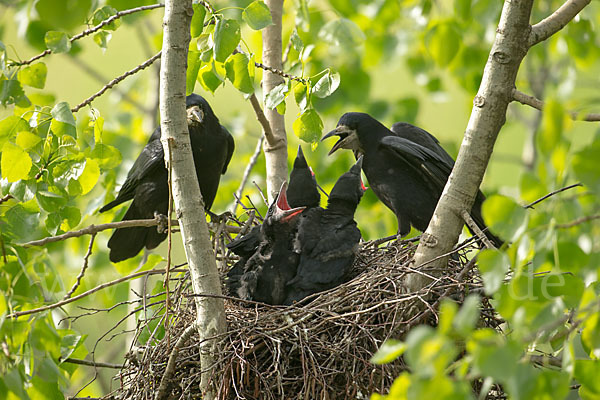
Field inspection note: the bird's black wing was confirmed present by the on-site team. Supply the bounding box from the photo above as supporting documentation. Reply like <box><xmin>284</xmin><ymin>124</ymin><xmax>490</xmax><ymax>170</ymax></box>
<box><xmin>390</xmin><ymin>122</ymin><xmax>456</xmax><ymax>167</ymax></box>
<box><xmin>99</xmin><ymin>129</ymin><xmax>165</xmax><ymax>212</ymax></box>
<box><xmin>379</xmin><ymin>135</ymin><xmax>453</xmax><ymax>192</ymax></box>
<box><xmin>221</xmin><ymin>125</ymin><xmax>235</xmax><ymax>174</ymax></box>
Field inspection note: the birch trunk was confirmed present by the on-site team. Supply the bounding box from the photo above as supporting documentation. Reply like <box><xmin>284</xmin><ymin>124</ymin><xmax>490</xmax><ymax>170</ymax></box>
<box><xmin>159</xmin><ymin>1</ymin><xmax>225</xmax><ymax>398</ymax></box>
<box><xmin>262</xmin><ymin>0</ymin><xmax>288</xmax><ymax>202</ymax></box>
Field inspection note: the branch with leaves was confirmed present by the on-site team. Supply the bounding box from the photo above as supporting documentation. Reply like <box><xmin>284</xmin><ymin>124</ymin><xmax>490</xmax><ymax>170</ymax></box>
<box><xmin>512</xmin><ymin>89</ymin><xmax>600</xmax><ymax>121</ymax></box>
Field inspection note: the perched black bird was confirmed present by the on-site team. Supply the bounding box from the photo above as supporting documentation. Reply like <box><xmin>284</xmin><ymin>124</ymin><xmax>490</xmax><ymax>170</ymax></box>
<box><xmin>234</xmin><ymin>183</ymin><xmax>306</xmax><ymax>305</ymax></box>
<box><xmin>226</xmin><ymin>145</ymin><xmax>320</xmax><ymax>268</ymax></box>
<box><xmin>322</xmin><ymin>112</ymin><xmax>502</xmax><ymax>247</ymax></box>
<box><xmin>100</xmin><ymin>94</ymin><xmax>235</xmax><ymax>262</ymax></box>
<box><xmin>284</xmin><ymin>157</ymin><xmax>365</xmax><ymax>305</ymax></box>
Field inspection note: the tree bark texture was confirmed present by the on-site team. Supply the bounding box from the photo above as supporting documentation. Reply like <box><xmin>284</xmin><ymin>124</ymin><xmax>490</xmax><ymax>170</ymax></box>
<box><xmin>409</xmin><ymin>0</ymin><xmax>535</xmax><ymax>290</ymax></box>
<box><xmin>262</xmin><ymin>0</ymin><xmax>288</xmax><ymax>203</ymax></box>
<box><xmin>159</xmin><ymin>1</ymin><xmax>225</xmax><ymax>398</ymax></box>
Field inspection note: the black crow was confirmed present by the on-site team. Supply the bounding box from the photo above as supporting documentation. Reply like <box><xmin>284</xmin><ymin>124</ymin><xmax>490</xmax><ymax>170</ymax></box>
<box><xmin>100</xmin><ymin>94</ymin><xmax>235</xmax><ymax>262</ymax></box>
<box><xmin>234</xmin><ymin>183</ymin><xmax>306</xmax><ymax>305</ymax></box>
<box><xmin>284</xmin><ymin>157</ymin><xmax>365</xmax><ymax>305</ymax></box>
<box><xmin>322</xmin><ymin>112</ymin><xmax>502</xmax><ymax>247</ymax></box>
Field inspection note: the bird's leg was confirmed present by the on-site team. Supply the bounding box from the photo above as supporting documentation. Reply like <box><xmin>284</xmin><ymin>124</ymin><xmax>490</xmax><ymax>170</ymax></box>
<box><xmin>154</xmin><ymin>212</ymin><xmax>169</xmax><ymax>233</ymax></box>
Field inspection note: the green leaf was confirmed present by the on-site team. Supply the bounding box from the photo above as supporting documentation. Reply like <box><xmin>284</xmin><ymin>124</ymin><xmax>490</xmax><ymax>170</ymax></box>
<box><xmin>197</xmin><ymin>63</ymin><xmax>224</xmax><ymax>93</ymax></box>
<box><xmin>213</xmin><ymin>19</ymin><xmax>241</xmax><ymax>63</ymax></box>
<box><xmin>16</xmin><ymin>131</ymin><xmax>41</xmax><ymax>150</ymax></box>
<box><xmin>186</xmin><ymin>51</ymin><xmax>202</xmax><ymax>95</ymax></box>
<box><xmin>582</xmin><ymin>313</ymin><xmax>600</xmax><ymax>356</ymax></box>
<box><xmin>573</xmin><ymin>139</ymin><xmax>600</xmax><ymax>195</ymax></box>
<box><xmin>293</xmin><ymin>82</ymin><xmax>309</xmax><ymax>111</ymax></box>
<box><xmin>27</xmin><ymin>375</ymin><xmax>62</xmax><ymax>400</ymax></box>
<box><xmin>0</xmin><ymin>79</ymin><xmax>30</xmax><ymax>107</ymax></box>
<box><xmin>482</xmin><ymin>194</ymin><xmax>528</xmax><ymax>242</ymax></box>
<box><xmin>370</xmin><ymin>339</ymin><xmax>406</xmax><ymax>364</ymax></box>
<box><xmin>60</xmin><ymin>333</ymin><xmax>83</xmax><ymax>361</ymax></box>
<box><xmin>93</xmin><ymin>31</ymin><xmax>112</xmax><ymax>50</ymax></box>
<box><xmin>78</xmin><ymin>159</ymin><xmax>100</xmax><ymax>195</ymax></box>
<box><xmin>311</xmin><ymin>70</ymin><xmax>340</xmax><ymax>98</ymax></box>
<box><xmin>453</xmin><ymin>295</ymin><xmax>480</xmax><ymax>336</ymax></box>
<box><xmin>0</xmin><ymin>116</ymin><xmax>30</xmax><ymax>148</ymax></box>
<box><xmin>225</xmin><ymin>53</ymin><xmax>254</xmax><ymax>94</ymax></box>
<box><xmin>292</xmin><ymin>108</ymin><xmax>323</xmax><ymax>143</ymax></box>
<box><xmin>478</xmin><ymin>249</ymin><xmax>510</xmax><ymax>295</ymax></box>
<box><xmin>454</xmin><ymin>0</ymin><xmax>472</xmax><ymax>21</ymax></box>
<box><xmin>290</xmin><ymin>29</ymin><xmax>303</xmax><ymax>52</ymax></box>
<box><xmin>243</xmin><ymin>1</ymin><xmax>273</xmax><ymax>30</ymax></box>
<box><xmin>265</xmin><ymin>82</ymin><xmax>288</xmax><ymax>109</ymax></box>
<box><xmin>191</xmin><ymin>3</ymin><xmax>206</xmax><ymax>37</ymax></box>
<box><xmin>425</xmin><ymin>21</ymin><xmax>461</xmax><ymax>67</ymax></box>
<box><xmin>60</xmin><ymin>206</ymin><xmax>81</xmax><ymax>230</ymax></box>
<box><xmin>5</xmin><ymin>204</ymin><xmax>40</xmax><ymax>239</ymax></box>
<box><xmin>318</xmin><ymin>18</ymin><xmax>365</xmax><ymax>47</ymax></box>
<box><xmin>9</xmin><ymin>179</ymin><xmax>36</xmax><ymax>202</ymax></box>
<box><xmin>93</xmin><ymin>5</ymin><xmax>120</xmax><ymax>31</ymax></box>
<box><xmin>1</xmin><ymin>142</ymin><xmax>32</xmax><ymax>182</ymax></box>
<box><xmin>50</xmin><ymin>102</ymin><xmax>76</xmax><ymax>138</ymax></box>
<box><xmin>44</xmin><ymin>31</ymin><xmax>71</xmax><ymax>53</ymax></box>
<box><xmin>538</xmin><ymin>100</ymin><xmax>566</xmax><ymax>157</ymax></box>
<box><xmin>575</xmin><ymin>360</ymin><xmax>600</xmax><ymax>395</ymax></box>
<box><xmin>36</xmin><ymin>190</ymin><xmax>67</xmax><ymax>212</ymax></box>
<box><xmin>469</xmin><ymin>333</ymin><xmax>521</xmax><ymax>383</ymax></box>
<box><xmin>90</xmin><ymin>143</ymin><xmax>122</xmax><ymax>170</ymax></box>
<box><xmin>17</xmin><ymin>63</ymin><xmax>47</xmax><ymax>89</ymax></box>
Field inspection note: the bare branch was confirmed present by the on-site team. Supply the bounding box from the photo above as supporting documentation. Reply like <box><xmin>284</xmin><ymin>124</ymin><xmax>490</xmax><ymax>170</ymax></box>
<box><xmin>63</xmin><ymin>233</ymin><xmax>96</xmax><ymax>300</ymax></box>
<box><xmin>529</xmin><ymin>0</ymin><xmax>592</xmax><ymax>47</ymax></box>
<box><xmin>512</xmin><ymin>89</ymin><xmax>600</xmax><ymax>121</ymax></box>
<box><xmin>232</xmin><ymin>134</ymin><xmax>265</xmax><ymax>214</ymax></box>
<box><xmin>155</xmin><ymin>323</ymin><xmax>197</xmax><ymax>400</ymax></box>
<box><xmin>20</xmin><ymin>215</ymin><xmax>164</xmax><ymax>247</ymax></box>
<box><xmin>71</xmin><ymin>51</ymin><xmax>162</xmax><ymax>113</ymax></box>
<box><xmin>556</xmin><ymin>214</ymin><xmax>600</xmax><ymax>229</ymax></box>
<box><xmin>249</xmin><ymin>94</ymin><xmax>275</xmax><ymax>142</ymax></box>
<box><xmin>61</xmin><ymin>357</ymin><xmax>124</xmax><ymax>370</ymax></box>
<box><xmin>7</xmin><ymin>268</ymin><xmax>172</xmax><ymax>319</ymax></box>
<box><xmin>525</xmin><ymin>182</ymin><xmax>582</xmax><ymax>209</ymax></box>
<box><xmin>254</xmin><ymin>60</ymin><xmax>307</xmax><ymax>83</ymax></box>
<box><xmin>0</xmin><ymin>194</ymin><xmax>13</xmax><ymax>204</ymax></box>
<box><xmin>461</xmin><ymin>210</ymin><xmax>495</xmax><ymax>249</ymax></box>
<box><xmin>12</xmin><ymin>3</ymin><xmax>165</xmax><ymax>67</ymax></box>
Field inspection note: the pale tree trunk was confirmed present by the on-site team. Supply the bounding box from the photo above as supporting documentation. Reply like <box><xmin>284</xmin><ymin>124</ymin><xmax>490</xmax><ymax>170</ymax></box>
<box><xmin>409</xmin><ymin>0</ymin><xmax>591</xmax><ymax>292</ymax></box>
<box><xmin>262</xmin><ymin>0</ymin><xmax>288</xmax><ymax>203</ymax></box>
<box><xmin>159</xmin><ymin>1</ymin><xmax>225</xmax><ymax>398</ymax></box>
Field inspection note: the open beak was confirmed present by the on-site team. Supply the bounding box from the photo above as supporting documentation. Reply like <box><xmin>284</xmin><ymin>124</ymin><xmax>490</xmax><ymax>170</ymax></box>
<box><xmin>321</xmin><ymin>125</ymin><xmax>360</xmax><ymax>156</ymax></box>
<box><xmin>187</xmin><ymin>105</ymin><xmax>204</xmax><ymax>124</ymax></box>
<box><xmin>274</xmin><ymin>181</ymin><xmax>306</xmax><ymax>222</ymax></box>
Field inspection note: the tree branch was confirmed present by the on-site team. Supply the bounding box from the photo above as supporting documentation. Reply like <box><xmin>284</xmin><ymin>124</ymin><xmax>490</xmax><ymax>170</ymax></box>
<box><xmin>556</xmin><ymin>214</ymin><xmax>600</xmax><ymax>229</ymax></box>
<box><xmin>512</xmin><ymin>89</ymin><xmax>600</xmax><ymax>122</ymax></box>
<box><xmin>61</xmin><ymin>357</ymin><xmax>124</xmax><ymax>370</ymax></box>
<box><xmin>524</xmin><ymin>182</ymin><xmax>582</xmax><ymax>209</ymax></box>
<box><xmin>155</xmin><ymin>323</ymin><xmax>197</xmax><ymax>400</ymax></box>
<box><xmin>71</xmin><ymin>51</ymin><xmax>162</xmax><ymax>113</ymax></box>
<box><xmin>232</xmin><ymin>134</ymin><xmax>264</xmax><ymax>214</ymax></box>
<box><xmin>7</xmin><ymin>268</ymin><xmax>176</xmax><ymax>319</ymax></box>
<box><xmin>12</xmin><ymin>3</ymin><xmax>165</xmax><ymax>67</ymax></box>
<box><xmin>528</xmin><ymin>0</ymin><xmax>592</xmax><ymax>47</ymax></box>
<box><xmin>461</xmin><ymin>210</ymin><xmax>495</xmax><ymax>249</ymax></box>
<box><xmin>19</xmin><ymin>215</ymin><xmax>165</xmax><ymax>247</ymax></box>
<box><xmin>63</xmin><ymin>233</ymin><xmax>96</xmax><ymax>300</ymax></box>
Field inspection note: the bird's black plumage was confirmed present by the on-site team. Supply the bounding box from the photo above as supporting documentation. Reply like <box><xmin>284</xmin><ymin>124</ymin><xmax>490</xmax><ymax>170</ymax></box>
<box><xmin>322</xmin><ymin>112</ymin><xmax>502</xmax><ymax>247</ymax></box>
<box><xmin>100</xmin><ymin>94</ymin><xmax>235</xmax><ymax>262</ymax></box>
<box><xmin>284</xmin><ymin>157</ymin><xmax>364</xmax><ymax>305</ymax></box>
<box><xmin>233</xmin><ymin>184</ymin><xmax>306</xmax><ymax>305</ymax></box>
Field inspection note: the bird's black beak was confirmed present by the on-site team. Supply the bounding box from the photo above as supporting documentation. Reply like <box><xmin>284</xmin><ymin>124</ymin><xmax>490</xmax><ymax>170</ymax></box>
<box><xmin>274</xmin><ymin>181</ymin><xmax>306</xmax><ymax>222</ymax></box>
<box><xmin>321</xmin><ymin>125</ymin><xmax>359</xmax><ymax>156</ymax></box>
<box><xmin>294</xmin><ymin>145</ymin><xmax>308</xmax><ymax>168</ymax></box>
<box><xmin>187</xmin><ymin>105</ymin><xmax>204</xmax><ymax>124</ymax></box>
<box><xmin>351</xmin><ymin>156</ymin><xmax>368</xmax><ymax>191</ymax></box>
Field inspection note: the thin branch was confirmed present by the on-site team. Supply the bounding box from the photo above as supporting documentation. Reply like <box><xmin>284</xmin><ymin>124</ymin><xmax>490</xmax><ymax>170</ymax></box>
<box><xmin>7</xmin><ymin>268</ymin><xmax>171</xmax><ymax>319</ymax></box>
<box><xmin>249</xmin><ymin>93</ymin><xmax>275</xmax><ymax>142</ymax></box>
<box><xmin>20</xmin><ymin>216</ymin><xmax>164</xmax><ymax>247</ymax></box>
<box><xmin>529</xmin><ymin>0</ymin><xmax>592</xmax><ymax>47</ymax></box>
<box><xmin>61</xmin><ymin>357</ymin><xmax>124</xmax><ymax>370</ymax></box>
<box><xmin>254</xmin><ymin>60</ymin><xmax>307</xmax><ymax>83</ymax></box>
<box><xmin>556</xmin><ymin>214</ymin><xmax>600</xmax><ymax>229</ymax></box>
<box><xmin>71</xmin><ymin>51</ymin><xmax>162</xmax><ymax>113</ymax></box>
<box><xmin>165</xmin><ymin>138</ymin><xmax>174</xmax><ymax>343</ymax></box>
<box><xmin>512</xmin><ymin>89</ymin><xmax>600</xmax><ymax>121</ymax></box>
<box><xmin>155</xmin><ymin>323</ymin><xmax>198</xmax><ymax>400</ymax></box>
<box><xmin>0</xmin><ymin>194</ymin><xmax>14</xmax><ymax>204</ymax></box>
<box><xmin>198</xmin><ymin>0</ymin><xmax>216</xmax><ymax>14</ymax></box>
<box><xmin>232</xmin><ymin>134</ymin><xmax>264</xmax><ymax>214</ymax></box>
<box><xmin>524</xmin><ymin>182</ymin><xmax>582</xmax><ymax>209</ymax></box>
<box><xmin>461</xmin><ymin>210</ymin><xmax>495</xmax><ymax>249</ymax></box>
<box><xmin>63</xmin><ymin>233</ymin><xmax>96</xmax><ymax>300</ymax></box>
<box><xmin>12</xmin><ymin>4</ymin><xmax>165</xmax><ymax>67</ymax></box>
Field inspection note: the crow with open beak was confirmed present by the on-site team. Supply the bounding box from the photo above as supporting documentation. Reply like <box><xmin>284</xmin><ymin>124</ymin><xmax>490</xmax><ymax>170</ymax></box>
<box><xmin>99</xmin><ymin>93</ymin><xmax>235</xmax><ymax>262</ymax></box>
<box><xmin>322</xmin><ymin>112</ymin><xmax>502</xmax><ymax>247</ymax></box>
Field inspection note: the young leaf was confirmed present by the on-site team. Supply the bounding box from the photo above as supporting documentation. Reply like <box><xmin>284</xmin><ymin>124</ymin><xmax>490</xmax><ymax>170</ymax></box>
<box><xmin>17</xmin><ymin>63</ymin><xmax>47</xmax><ymax>89</ymax></box>
<box><xmin>0</xmin><ymin>115</ymin><xmax>29</xmax><ymax>148</ymax></box>
<box><xmin>93</xmin><ymin>31</ymin><xmax>112</xmax><ymax>50</ymax></box>
<box><xmin>424</xmin><ymin>21</ymin><xmax>461</xmax><ymax>67</ymax></box>
<box><xmin>16</xmin><ymin>131</ymin><xmax>42</xmax><ymax>149</ymax></box>
<box><xmin>292</xmin><ymin>108</ymin><xmax>323</xmax><ymax>143</ymax></box>
<box><xmin>197</xmin><ymin>63</ymin><xmax>224</xmax><ymax>93</ymax></box>
<box><xmin>370</xmin><ymin>339</ymin><xmax>406</xmax><ymax>364</ymax></box>
<box><xmin>243</xmin><ymin>1</ymin><xmax>273</xmax><ymax>30</ymax></box>
<box><xmin>92</xmin><ymin>6</ymin><xmax>120</xmax><ymax>30</ymax></box>
<box><xmin>1</xmin><ymin>142</ymin><xmax>32</xmax><ymax>182</ymax></box>
<box><xmin>44</xmin><ymin>31</ymin><xmax>71</xmax><ymax>53</ymax></box>
<box><xmin>186</xmin><ymin>51</ymin><xmax>202</xmax><ymax>95</ymax></box>
<box><xmin>50</xmin><ymin>102</ymin><xmax>76</xmax><ymax>138</ymax></box>
<box><xmin>482</xmin><ymin>194</ymin><xmax>528</xmax><ymax>242</ymax></box>
<box><xmin>90</xmin><ymin>143</ymin><xmax>122</xmax><ymax>170</ymax></box>
<box><xmin>318</xmin><ymin>18</ymin><xmax>365</xmax><ymax>47</ymax></box>
<box><xmin>478</xmin><ymin>249</ymin><xmax>510</xmax><ymax>295</ymax></box>
<box><xmin>191</xmin><ymin>3</ymin><xmax>206</xmax><ymax>37</ymax></box>
<box><xmin>77</xmin><ymin>158</ymin><xmax>100</xmax><ymax>195</ymax></box>
<box><xmin>265</xmin><ymin>82</ymin><xmax>288</xmax><ymax>109</ymax></box>
<box><xmin>213</xmin><ymin>19</ymin><xmax>241</xmax><ymax>63</ymax></box>
<box><xmin>225</xmin><ymin>53</ymin><xmax>254</xmax><ymax>94</ymax></box>
<box><xmin>311</xmin><ymin>70</ymin><xmax>340</xmax><ymax>98</ymax></box>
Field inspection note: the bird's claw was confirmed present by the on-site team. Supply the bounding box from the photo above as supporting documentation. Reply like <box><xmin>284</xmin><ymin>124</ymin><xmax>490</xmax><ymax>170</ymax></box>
<box><xmin>154</xmin><ymin>212</ymin><xmax>169</xmax><ymax>233</ymax></box>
